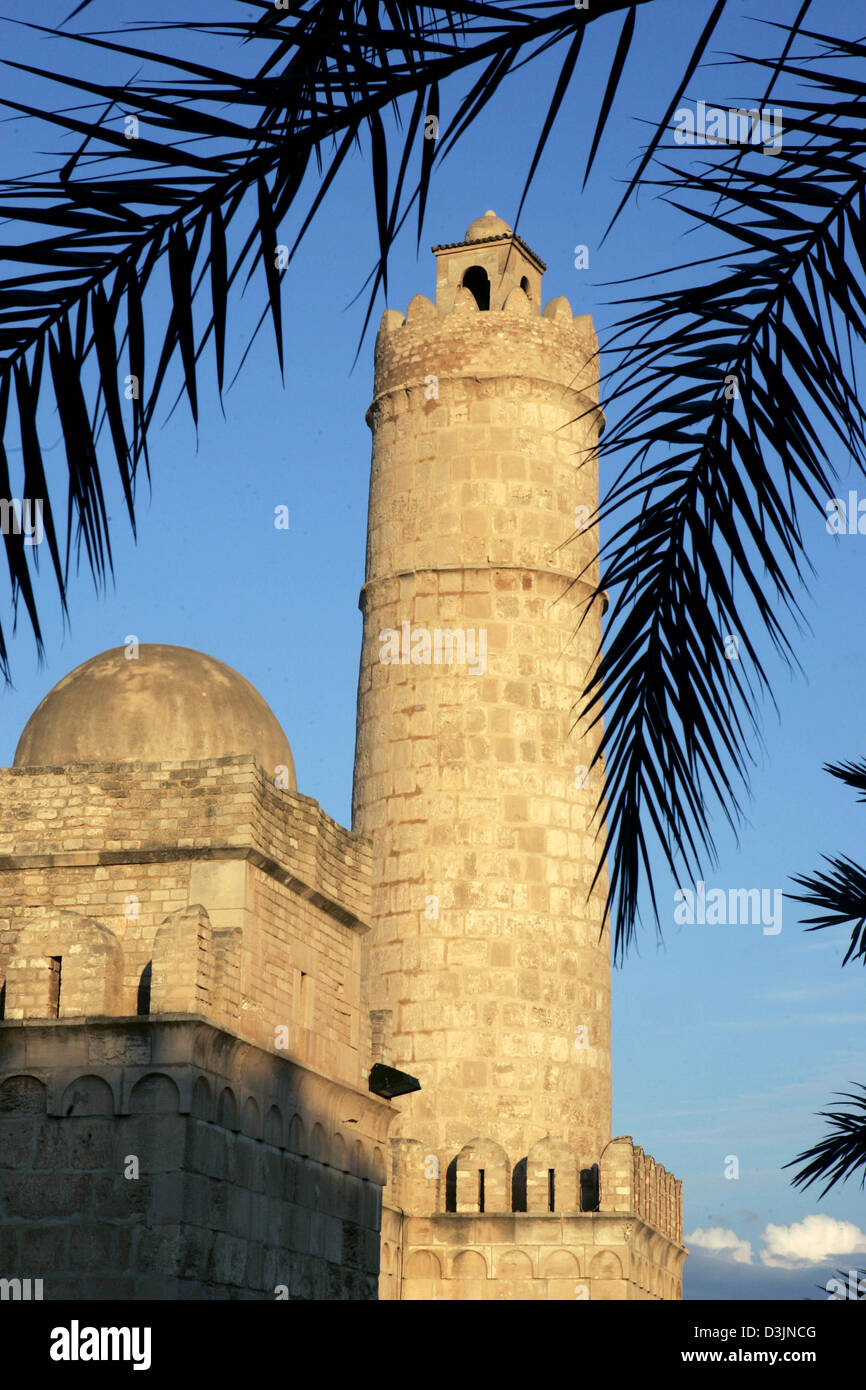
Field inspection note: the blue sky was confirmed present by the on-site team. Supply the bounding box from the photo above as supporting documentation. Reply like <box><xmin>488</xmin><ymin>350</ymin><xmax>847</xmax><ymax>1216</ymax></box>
<box><xmin>0</xmin><ymin>0</ymin><xmax>865</xmax><ymax>1299</ymax></box>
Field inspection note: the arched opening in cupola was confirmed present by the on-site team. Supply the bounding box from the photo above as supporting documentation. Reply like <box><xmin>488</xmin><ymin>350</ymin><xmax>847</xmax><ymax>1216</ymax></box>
<box><xmin>462</xmin><ymin>265</ymin><xmax>490</xmax><ymax>310</ymax></box>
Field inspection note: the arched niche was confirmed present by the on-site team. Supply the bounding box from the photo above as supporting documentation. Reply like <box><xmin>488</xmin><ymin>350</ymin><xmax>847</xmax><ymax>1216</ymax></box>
<box><xmin>462</xmin><ymin>265</ymin><xmax>490</xmax><ymax>311</ymax></box>
<box><xmin>217</xmin><ymin>1085</ymin><xmax>238</xmax><ymax>1131</ymax></box>
<box><xmin>0</xmin><ymin>1074</ymin><xmax>47</xmax><ymax>1114</ymax></box>
<box><xmin>265</xmin><ymin>1105</ymin><xmax>283</xmax><ymax>1147</ymax></box>
<box><xmin>191</xmin><ymin>1076</ymin><xmax>212</xmax><ymax>1121</ymax></box>
<box><xmin>61</xmin><ymin>1075</ymin><xmax>115</xmax><ymax>1117</ymax></box>
<box><xmin>452</xmin><ymin>1249</ymin><xmax>487</xmax><ymax>1279</ymax></box>
<box><xmin>405</xmin><ymin>1249</ymin><xmax>441</xmax><ymax>1279</ymax></box>
<box><xmin>128</xmin><ymin>1073</ymin><xmax>181</xmax><ymax>1115</ymax></box>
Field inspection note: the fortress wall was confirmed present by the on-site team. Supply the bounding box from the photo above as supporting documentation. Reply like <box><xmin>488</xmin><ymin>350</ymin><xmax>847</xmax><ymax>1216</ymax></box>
<box><xmin>397</xmin><ymin>1212</ymin><xmax>684</xmax><ymax>1302</ymax></box>
<box><xmin>0</xmin><ymin>1019</ymin><xmax>391</xmax><ymax>1300</ymax></box>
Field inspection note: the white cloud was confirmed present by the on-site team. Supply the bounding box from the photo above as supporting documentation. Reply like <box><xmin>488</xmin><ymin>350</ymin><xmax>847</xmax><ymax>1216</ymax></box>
<box><xmin>759</xmin><ymin>1214</ymin><xmax>866</xmax><ymax>1268</ymax></box>
<box><xmin>685</xmin><ymin>1226</ymin><xmax>753</xmax><ymax>1264</ymax></box>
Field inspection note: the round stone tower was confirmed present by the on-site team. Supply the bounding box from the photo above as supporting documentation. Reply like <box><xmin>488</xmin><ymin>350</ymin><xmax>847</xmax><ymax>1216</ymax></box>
<box><xmin>352</xmin><ymin>212</ymin><xmax>611</xmax><ymax>1176</ymax></box>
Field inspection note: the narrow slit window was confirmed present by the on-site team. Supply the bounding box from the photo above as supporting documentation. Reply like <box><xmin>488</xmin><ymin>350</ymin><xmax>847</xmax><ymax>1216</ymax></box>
<box><xmin>548</xmin><ymin>1168</ymin><xmax>556</xmax><ymax>1212</ymax></box>
<box><xmin>48</xmin><ymin>956</ymin><xmax>62</xmax><ymax>1018</ymax></box>
<box><xmin>299</xmin><ymin>971</ymin><xmax>314</xmax><ymax>1030</ymax></box>
<box><xmin>478</xmin><ymin>1168</ymin><xmax>485</xmax><ymax>1213</ymax></box>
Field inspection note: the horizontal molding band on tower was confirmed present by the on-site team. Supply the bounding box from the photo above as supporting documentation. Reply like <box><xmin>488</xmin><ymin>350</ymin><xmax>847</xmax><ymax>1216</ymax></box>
<box><xmin>365</xmin><ymin>373</ymin><xmax>605</xmax><ymax>431</ymax></box>
<box><xmin>358</xmin><ymin>564</ymin><xmax>605</xmax><ymax>608</ymax></box>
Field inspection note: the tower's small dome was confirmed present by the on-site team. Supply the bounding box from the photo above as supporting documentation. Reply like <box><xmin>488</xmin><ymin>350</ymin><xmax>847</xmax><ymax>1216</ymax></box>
<box><xmin>464</xmin><ymin>210</ymin><xmax>511</xmax><ymax>242</ymax></box>
<box><xmin>14</xmin><ymin>644</ymin><xmax>296</xmax><ymax>785</ymax></box>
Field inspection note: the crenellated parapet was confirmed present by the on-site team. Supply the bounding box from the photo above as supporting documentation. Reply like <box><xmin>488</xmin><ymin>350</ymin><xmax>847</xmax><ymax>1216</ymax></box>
<box><xmin>631</xmin><ymin>1143</ymin><xmax>683</xmax><ymax>1246</ymax></box>
<box><xmin>599</xmin><ymin>1135</ymin><xmax>683</xmax><ymax>1244</ymax></box>
<box><xmin>370</xmin><ymin>292</ymin><xmax>601</xmax><ymax>427</ymax></box>
<box><xmin>384</xmin><ymin>1130</ymin><xmax>686</xmax><ymax>1301</ymax></box>
<box><xmin>385</xmin><ymin>1132</ymin><xmax>680</xmax><ymax>1229</ymax></box>
<box><xmin>368</xmin><ymin>208</ymin><xmax>601</xmax><ymax>434</ymax></box>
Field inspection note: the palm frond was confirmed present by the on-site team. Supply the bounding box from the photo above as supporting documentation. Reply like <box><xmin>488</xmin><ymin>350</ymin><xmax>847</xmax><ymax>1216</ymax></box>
<box><xmin>786</xmin><ymin>1086</ymin><xmax>866</xmax><ymax>1197</ymax></box>
<box><xmin>825</xmin><ymin>757</ymin><xmax>866</xmax><ymax>802</ymax></box>
<box><xmin>0</xmin><ymin>0</ymin><xmax>739</xmax><ymax>678</ymax></box>
<box><xmin>817</xmin><ymin>1266</ymin><xmax>866</xmax><ymax>1299</ymax></box>
<box><xmin>581</xmin><ymin>29</ymin><xmax>866</xmax><ymax>958</ymax></box>
<box><xmin>789</xmin><ymin>856</ymin><xmax>866</xmax><ymax>966</ymax></box>
<box><xmin>789</xmin><ymin>758</ymin><xmax>866</xmax><ymax>964</ymax></box>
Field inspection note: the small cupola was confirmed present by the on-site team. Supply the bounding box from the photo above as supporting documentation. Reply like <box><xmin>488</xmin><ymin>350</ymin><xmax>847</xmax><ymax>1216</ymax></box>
<box><xmin>432</xmin><ymin>210</ymin><xmax>545</xmax><ymax>314</ymax></box>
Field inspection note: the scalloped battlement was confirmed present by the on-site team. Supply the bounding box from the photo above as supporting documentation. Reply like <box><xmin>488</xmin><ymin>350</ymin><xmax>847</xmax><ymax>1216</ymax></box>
<box><xmin>388</xmin><ymin>1131</ymin><xmax>685</xmax><ymax>1300</ymax></box>
<box><xmin>384</xmin><ymin>1133</ymin><xmax>682</xmax><ymax>1244</ymax></box>
<box><xmin>376</xmin><ymin>293</ymin><xmax>587</xmax><ymax>336</ymax></box>
<box><xmin>371</xmin><ymin>298</ymin><xmax>600</xmax><ymax>417</ymax></box>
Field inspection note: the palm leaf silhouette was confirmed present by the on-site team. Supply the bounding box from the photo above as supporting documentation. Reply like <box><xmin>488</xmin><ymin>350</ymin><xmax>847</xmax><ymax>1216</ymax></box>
<box><xmin>581</xmin><ymin>29</ymin><xmax>866</xmax><ymax>955</ymax></box>
<box><xmin>0</xmin><ymin>0</ymin><xmax>738</xmax><ymax>678</ymax></box>
<box><xmin>787</xmin><ymin>760</ymin><xmax>866</xmax><ymax>1194</ymax></box>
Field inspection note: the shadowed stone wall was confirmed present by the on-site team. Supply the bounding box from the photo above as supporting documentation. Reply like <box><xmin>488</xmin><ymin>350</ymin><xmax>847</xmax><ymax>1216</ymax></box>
<box><xmin>0</xmin><ymin>1020</ymin><xmax>391</xmax><ymax>1299</ymax></box>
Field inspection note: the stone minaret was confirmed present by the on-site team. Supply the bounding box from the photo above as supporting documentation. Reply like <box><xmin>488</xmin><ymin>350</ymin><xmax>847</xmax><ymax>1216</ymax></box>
<box><xmin>353</xmin><ymin>213</ymin><xmax>685</xmax><ymax>1301</ymax></box>
<box><xmin>354</xmin><ymin>208</ymin><xmax>610</xmax><ymax>1159</ymax></box>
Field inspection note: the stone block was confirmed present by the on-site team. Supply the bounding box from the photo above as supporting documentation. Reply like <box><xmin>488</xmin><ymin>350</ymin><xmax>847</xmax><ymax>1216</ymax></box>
<box><xmin>150</xmin><ymin>1172</ymin><xmax>186</xmax><ymax>1223</ymax></box>
<box><xmin>323</xmin><ymin>1215</ymin><xmax>343</xmax><ymax>1265</ymax></box>
<box><xmin>249</xmin><ymin>1193</ymin><xmax>273</xmax><ymax>1244</ymax></box>
<box><xmin>136</xmin><ymin>1225</ymin><xmax>184</xmax><ymax>1277</ymax></box>
<box><xmin>41</xmin><ymin>1275</ymin><xmax>85</xmax><ymax>1301</ymax></box>
<box><xmin>68</xmin><ymin>1225</ymin><xmax>115</xmax><ymax>1273</ymax></box>
<box><xmin>244</xmin><ymin>1241</ymin><xmax>265</xmax><ymax>1291</ymax></box>
<box><xmin>92</xmin><ymin>1173</ymin><xmax>151</xmax><ymax>1219</ymax></box>
<box><xmin>137</xmin><ymin>1276</ymin><xmax>181</xmax><ymax>1299</ymax></box>
<box><xmin>228</xmin><ymin>1184</ymin><xmax>251</xmax><ymax>1236</ymax></box>
<box><xmin>342</xmin><ymin>1221</ymin><xmax>365</xmax><ymax>1270</ymax></box>
<box><xmin>69</xmin><ymin>1118</ymin><xmax>115</xmax><ymax>1171</ymax></box>
<box><xmin>226</xmin><ymin>1235</ymin><xmax>248</xmax><ymax>1286</ymax></box>
<box><xmin>21</xmin><ymin>1224</ymin><xmax>67</xmax><ymax>1270</ymax></box>
<box><xmin>80</xmin><ymin>1275</ymin><xmax>136</xmax><ymax>1299</ymax></box>
<box><xmin>123</xmin><ymin>1114</ymin><xmax>188</xmax><ymax>1174</ymax></box>
<box><xmin>0</xmin><ymin>1228</ymin><xmax>20</xmax><ymax>1273</ymax></box>
<box><xmin>181</xmin><ymin>1172</ymin><xmax>211</xmax><ymax>1227</ymax></box>
<box><xmin>261</xmin><ymin>1245</ymin><xmax>280</xmax><ymax>1291</ymax></box>
<box><xmin>261</xmin><ymin>1149</ymin><xmax>283</xmax><ymax>1199</ymax></box>
<box><xmin>0</xmin><ymin>1119</ymin><xmax>35</xmax><ymax>1169</ymax></box>
<box><xmin>207</xmin><ymin>1178</ymin><xmax>230</xmax><ymax>1233</ymax></box>
<box><xmin>286</xmin><ymin>1204</ymin><xmax>310</xmax><ymax>1253</ymax></box>
<box><xmin>325</xmin><ymin>1260</ymin><xmax>346</xmax><ymax>1300</ymax></box>
<box><xmin>179</xmin><ymin>1225</ymin><xmax>212</xmax><ymax>1282</ymax></box>
<box><xmin>5</xmin><ymin>1173</ymin><xmax>91</xmax><ymax>1220</ymax></box>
